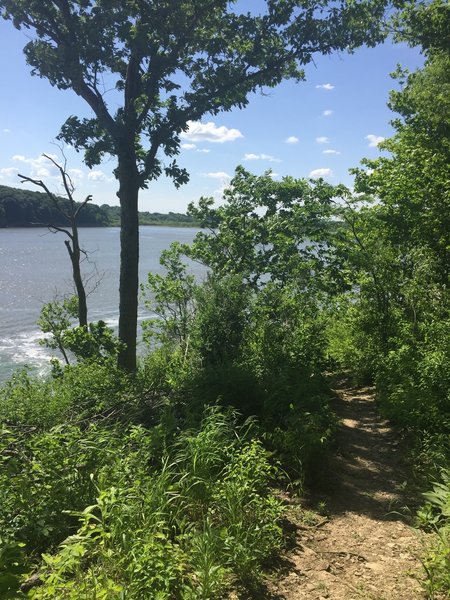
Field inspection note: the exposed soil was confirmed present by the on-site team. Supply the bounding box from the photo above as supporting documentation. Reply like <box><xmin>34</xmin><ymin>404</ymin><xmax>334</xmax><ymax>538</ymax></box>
<box><xmin>262</xmin><ymin>383</ymin><xmax>440</xmax><ymax>600</ymax></box>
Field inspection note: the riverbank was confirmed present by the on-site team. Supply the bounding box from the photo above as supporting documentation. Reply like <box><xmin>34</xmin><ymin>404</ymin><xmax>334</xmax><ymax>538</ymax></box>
<box><xmin>0</xmin><ymin>184</ymin><xmax>198</xmax><ymax>228</ymax></box>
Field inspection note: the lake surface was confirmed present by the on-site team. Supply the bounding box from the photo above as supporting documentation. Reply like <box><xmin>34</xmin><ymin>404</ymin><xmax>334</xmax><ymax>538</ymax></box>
<box><xmin>0</xmin><ymin>226</ymin><xmax>202</xmax><ymax>384</ymax></box>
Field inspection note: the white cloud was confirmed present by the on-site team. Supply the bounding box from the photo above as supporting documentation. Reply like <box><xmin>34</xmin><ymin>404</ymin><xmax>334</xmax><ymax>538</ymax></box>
<box><xmin>323</xmin><ymin>110</ymin><xmax>333</xmax><ymax>117</ymax></box>
<box><xmin>202</xmin><ymin>172</ymin><xmax>233</xmax><ymax>201</ymax></box>
<box><xmin>309</xmin><ymin>168</ymin><xmax>333</xmax><ymax>179</ymax></box>
<box><xmin>67</xmin><ymin>168</ymin><xmax>85</xmax><ymax>185</ymax></box>
<box><xmin>243</xmin><ymin>153</ymin><xmax>281</xmax><ymax>163</ymax></box>
<box><xmin>323</xmin><ymin>149</ymin><xmax>341</xmax><ymax>155</ymax></box>
<box><xmin>203</xmin><ymin>171</ymin><xmax>231</xmax><ymax>180</ymax></box>
<box><xmin>2</xmin><ymin>128</ymin><xmax>11</xmax><ymax>134</ymax></box>
<box><xmin>181</xmin><ymin>142</ymin><xmax>210</xmax><ymax>153</ymax></box>
<box><xmin>12</xmin><ymin>153</ymin><xmax>60</xmax><ymax>179</ymax></box>
<box><xmin>87</xmin><ymin>169</ymin><xmax>113</xmax><ymax>182</ymax></box>
<box><xmin>316</xmin><ymin>136</ymin><xmax>330</xmax><ymax>144</ymax></box>
<box><xmin>181</xmin><ymin>120</ymin><xmax>243</xmax><ymax>143</ymax></box>
<box><xmin>366</xmin><ymin>134</ymin><xmax>385</xmax><ymax>147</ymax></box>
<box><xmin>285</xmin><ymin>136</ymin><xmax>299</xmax><ymax>144</ymax></box>
<box><xmin>0</xmin><ymin>167</ymin><xmax>18</xmax><ymax>175</ymax></box>
<box><xmin>0</xmin><ymin>167</ymin><xmax>19</xmax><ymax>181</ymax></box>
<box><xmin>68</xmin><ymin>168</ymin><xmax>84</xmax><ymax>178</ymax></box>
<box><xmin>315</xmin><ymin>83</ymin><xmax>335</xmax><ymax>90</ymax></box>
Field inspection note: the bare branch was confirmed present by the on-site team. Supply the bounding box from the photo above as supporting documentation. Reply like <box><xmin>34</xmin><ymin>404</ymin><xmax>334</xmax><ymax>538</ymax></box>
<box><xmin>74</xmin><ymin>194</ymin><xmax>93</xmax><ymax>219</ymax></box>
<box><xmin>18</xmin><ymin>170</ymin><xmax>68</xmax><ymax>217</ymax></box>
<box><xmin>48</xmin><ymin>224</ymin><xmax>73</xmax><ymax>238</ymax></box>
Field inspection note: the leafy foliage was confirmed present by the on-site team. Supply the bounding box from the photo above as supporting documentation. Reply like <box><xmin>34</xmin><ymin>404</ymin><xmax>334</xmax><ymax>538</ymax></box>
<box><xmin>418</xmin><ymin>470</ymin><xmax>450</xmax><ymax>595</ymax></box>
<box><xmin>38</xmin><ymin>297</ymin><xmax>121</xmax><ymax>366</ymax></box>
<box><xmin>143</xmin><ymin>174</ymin><xmax>337</xmax><ymax>481</ymax></box>
<box><xmin>324</xmin><ymin>8</ymin><xmax>450</xmax><ymax>591</ymax></box>
<box><xmin>1</xmin><ymin>3</ymin><xmax>448</xmax><ymax>594</ymax></box>
<box><xmin>0</xmin><ymin>404</ymin><xmax>283</xmax><ymax>598</ymax></box>
<box><xmin>0</xmin><ymin>0</ymin><xmax>395</xmax><ymax>370</ymax></box>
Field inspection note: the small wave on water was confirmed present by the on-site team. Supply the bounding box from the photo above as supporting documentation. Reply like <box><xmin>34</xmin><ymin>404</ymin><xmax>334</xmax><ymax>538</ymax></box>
<box><xmin>0</xmin><ymin>328</ymin><xmax>54</xmax><ymax>384</ymax></box>
<box><xmin>0</xmin><ymin>312</ymin><xmax>156</xmax><ymax>386</ymax></box>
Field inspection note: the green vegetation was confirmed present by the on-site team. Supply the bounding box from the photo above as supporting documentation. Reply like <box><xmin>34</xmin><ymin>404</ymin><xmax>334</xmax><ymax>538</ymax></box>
<box><xmin>1</xmin><ymin>0</ymin><xmax>394</xmax><ymax>371</ymax></box>
<box><xmin>326</xmin><ymin>2</ymin><xmax>450</xmax><ymax>591</ymax></box>
<box><xmin>0</xmin><ymin>1</ymin><xmax>449</xmax><ymax>597</ymax></box>
<box><xmin>0</xmin><ymin>185</ymin><xmax>109</xmax><ymax>228</ymax></box>
<box><xmin>0</xmin><ymin>171</ymin><xmax>340</xmax><ymax>598</ymax></box>
<box><xmin>102</xmin><ymin>204</ymin><xmax>198</xmax><ymax>228</ymax></box>
<box><xmin>0</xmin><ymin>185</ymin><xmax>198</xmax><ymax>228</ymax></box>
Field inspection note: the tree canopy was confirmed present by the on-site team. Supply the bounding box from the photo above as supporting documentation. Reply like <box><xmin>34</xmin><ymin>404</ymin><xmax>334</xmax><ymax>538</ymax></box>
<box><xmin>354</xmin><ymin>4</ymin><xmax>450</xmax><ymax>284</ymax></box>
<box><xmin>1</xmin><ymin>0</ymin><xmax>395</xmax><ymax>371</ymax></box>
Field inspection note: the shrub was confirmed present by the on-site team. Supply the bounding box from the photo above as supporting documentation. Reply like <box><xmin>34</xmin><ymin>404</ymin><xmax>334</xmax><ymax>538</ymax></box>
<box><xmin>11</xmin><ymin>407</ymin><xmax>283</xmax><ymax>598</ymax></box>
<box><xmin>0</xmin><ymin>361</ymin><xmax>131</xmax><ymax>430</ymax></box>
<box><xmin>419</xmin><ymin>470</ymin><xmax>450</xmax><ymax>596</ymax></box>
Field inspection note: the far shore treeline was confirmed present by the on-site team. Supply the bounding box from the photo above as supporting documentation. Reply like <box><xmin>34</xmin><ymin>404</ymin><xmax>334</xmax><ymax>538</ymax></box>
<box><xmin>0</xmin><ymin>184</ymin><xmax>199</xmax><ymax>228</ymax></box>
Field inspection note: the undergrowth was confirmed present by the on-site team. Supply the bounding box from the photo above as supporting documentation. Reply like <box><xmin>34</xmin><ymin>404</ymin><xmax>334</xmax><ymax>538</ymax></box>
<box><xmin>0</xmin><ymin>348</ymin><xmax>335</xmax><ymax>598</ymax></box>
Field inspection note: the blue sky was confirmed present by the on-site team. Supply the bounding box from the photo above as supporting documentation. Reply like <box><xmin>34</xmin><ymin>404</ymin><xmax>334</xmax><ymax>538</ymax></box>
<box><xmin>0</xmin><ymin>14</ymin><xmax>423</xmax><ymax>213</ymax></box>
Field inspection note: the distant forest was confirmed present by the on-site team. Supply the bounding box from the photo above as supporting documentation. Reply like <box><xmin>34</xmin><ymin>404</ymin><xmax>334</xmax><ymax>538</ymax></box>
<box><xmin>0</xmin><ymin>185</ymin><xmax>198</xmax><ymax>228</ymax></box>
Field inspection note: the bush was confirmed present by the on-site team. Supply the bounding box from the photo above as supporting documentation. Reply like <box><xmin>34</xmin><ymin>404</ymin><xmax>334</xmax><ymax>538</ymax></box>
<box><xmin>0</xmin><ymin>424</ymin><xmax>123</xmax><ymax>553</ymax></box>
<box><xmin>2</xmin><ymin>407</ymin><xmax>283</xmax><ymax>598</ymax></box>
<box><xmin>418</xmin><ymin>470</ymin><xmax>450</xmax><ymax>596</ymax></box>
<box><xmin>0</xmin><ymin>361</ymin><xmax>132</xmax><ymax>430</ymax></box>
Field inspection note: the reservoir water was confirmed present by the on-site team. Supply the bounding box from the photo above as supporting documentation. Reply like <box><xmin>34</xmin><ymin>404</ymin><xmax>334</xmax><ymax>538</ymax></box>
<box><xmin>0</xmin><ymin>226</ymin><xmax>202</xmax><ymax>384</ymax></box>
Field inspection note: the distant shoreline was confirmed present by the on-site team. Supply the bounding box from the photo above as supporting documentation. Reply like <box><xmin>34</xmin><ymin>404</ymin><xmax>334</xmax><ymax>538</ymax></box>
<box><xmin>0</xmin><ymin>184</ymin><xmax>200</xmax><ymax>229</ymax></box>
<box><xmin>0</xmin><ymin>222</ymin><xmax>199</xmax><ymax>229</ymax></box>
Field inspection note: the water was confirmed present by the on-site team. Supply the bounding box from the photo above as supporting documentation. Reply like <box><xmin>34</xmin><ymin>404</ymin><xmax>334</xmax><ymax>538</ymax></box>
<box><xmin>0</xmin><ymin>226</ymin><xmax>202</xmax><ymax>383</ymax></box>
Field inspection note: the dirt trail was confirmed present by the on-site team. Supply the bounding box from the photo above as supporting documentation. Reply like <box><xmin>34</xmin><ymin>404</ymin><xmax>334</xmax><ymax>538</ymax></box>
<box><xmin>269</xmin><ymin>383</ymin><xmax>434</xmax><ymax>600</ymax></box>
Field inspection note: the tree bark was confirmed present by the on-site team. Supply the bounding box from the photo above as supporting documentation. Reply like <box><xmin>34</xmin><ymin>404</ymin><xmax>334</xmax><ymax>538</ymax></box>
<box><xmin>117</xmin><ymin>156</ymin><xmax>140</xmax><ymax>372</ymax></box>
<box><xmin>65</xmin><ymin>226</ymin><xmax>88</xmax><ymax>327</ymax></box>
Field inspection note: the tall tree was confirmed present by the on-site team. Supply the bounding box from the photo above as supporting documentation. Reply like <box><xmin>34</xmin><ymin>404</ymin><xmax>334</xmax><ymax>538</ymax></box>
<box><xmin>335</xmin><ymin>0</ymin><xmax>450</xmax><ymax>379</ymax></box>
<box><xmin>1</xmin><ymin>0</ymin><xmax>391</xmax><ymax>371</ymax></box>
<box><xmin>354</xmin><ymin>0</ymin><xmax>450</xmax><ymax>284</ymax></box>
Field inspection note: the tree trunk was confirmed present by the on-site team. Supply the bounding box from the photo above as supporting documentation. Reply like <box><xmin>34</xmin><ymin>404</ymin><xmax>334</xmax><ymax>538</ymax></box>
<box><xmin>117</xmin><ymin>156</ymin><xmax>140</xmax><ymax>372</ymax></box>
<box><xmin>65</xmin><ymin>227</ymin><xmax>88</xmax><ymax>327</ymax></box>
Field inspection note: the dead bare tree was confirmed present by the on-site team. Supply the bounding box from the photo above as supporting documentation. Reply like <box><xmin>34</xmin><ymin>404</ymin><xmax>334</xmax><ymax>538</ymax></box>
<box><xmin>18</xmin><ymin>154</ymin><xmax>92</xmax><ymax>327</ymax></box>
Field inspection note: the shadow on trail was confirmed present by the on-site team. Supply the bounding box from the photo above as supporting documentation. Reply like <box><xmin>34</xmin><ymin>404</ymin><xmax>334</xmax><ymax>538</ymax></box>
<box><xmin>311</xmin><ymin>383</ymin><xmax>416</xmax><ymax>523</ymax></box>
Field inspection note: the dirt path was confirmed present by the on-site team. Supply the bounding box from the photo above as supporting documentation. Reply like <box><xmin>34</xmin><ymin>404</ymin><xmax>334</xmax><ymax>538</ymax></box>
<box><xmin>268</xmin><ymin>383</ymin><xmax>434</xmax><ymax>600</ymax></box>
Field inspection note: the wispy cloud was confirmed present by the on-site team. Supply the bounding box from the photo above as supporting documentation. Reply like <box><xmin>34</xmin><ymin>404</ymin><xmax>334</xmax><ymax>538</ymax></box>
<box><xmin>315</xmin><ymin>83</ymin><xmax>335</xmax><ymax>90</ymax></box>
<box><xmin>316</xmin><ymin>136</ymin><xmax>330</xmax><ymax>144</ymax></box>
<box><xmin>2</xmin><ymin>128</ymin><xmax>11</xmax><ymax>134</ymax></box>
<box><xmin>181</xmin><ymin>143</ymin><xmax>196</xmax><ymax>150</ymax></box>
<box><xmin>323</xmin><ymin>149</ymin><xmax>341</xmax><ymax>155</ymax></box>
<box><xmin>243</xmin><ymin>153</ymin><xmax>281</xmax><ymax>163</ymax></box>
<box><xmin>309</xmin><ymin>168</ymin><xmax>333</xmax><ymax>179</ymax></box>
<box><xmin>196</xmin><ymin>148</ymin><xmax>210</xmax><ymax>153</ymax></box>
<box><xmin>12</xmin><ymin>153</ymin><xmax>59</xmax><ymax>179</ymax></box>
<box><xmin>87</xmin><ymin>169</ymin><xmax>114</xmax><ymax>183</ymax></box>
<box><xmin>68</xmin><ymin>168</ymin><xmax>85</xmax><ymax>186</ymax></box>
<box><xmin>181</xmin><ymin>121</ymin><xmax>243</xmax><ymax>143</ymax></box>
<box><xmin>285</xmin><ymin>136</ymin><xmax>299</xmax><ymax>144</ymax></box>
<box><xmin>203</xmin><ymin>171</ymin><xmax>231</xmax><ymax>180</ymax></box>
<box><xmin>323</xmin><ymin>110</ymin><xmax>333</xmax><ymax>117</ymax></box>
<box><xmin>0</xmin><ymin>167</ymin><xmax>19</xmax><ymax>182</ymax></box>
<box><xmin>366</xmin><ymin>134</ymin><xmax>385</xmax><ymax>147</ymax></box>
<box><xmin>202</xmin><ymin>172</ymin><xmax>232</xmax><ymax>201</ymax></box>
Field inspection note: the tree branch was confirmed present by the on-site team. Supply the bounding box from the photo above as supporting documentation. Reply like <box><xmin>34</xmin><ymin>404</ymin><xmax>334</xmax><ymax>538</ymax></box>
<box><xmin>48</xmin><ymin>224</ymin><xmax>73</xmax><ymax>238</ymax></box>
